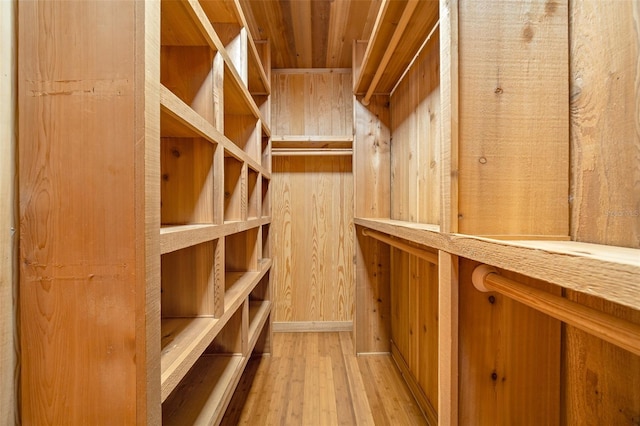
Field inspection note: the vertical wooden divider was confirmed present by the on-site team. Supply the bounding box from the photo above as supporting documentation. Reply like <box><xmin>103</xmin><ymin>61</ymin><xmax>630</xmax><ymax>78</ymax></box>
<box><xmin>214</xmin><ymin>238</ymin><xmax>225</xmax><ymax>318</ymax></box>
<box><xmin>0</xmin><ymin>0</ymin><xmax>17</xmax><ymax>422</ymax></box>
<box><xmin>241</xmin><ymin>162</ymin><xmax>249</xmax><ymax>222</ymax></box>
<box><xmin>438</xmin><ymin>251</ymin><xmax>459</xmax><ymax>426</ymax></box>
<box><xmin>242</xmin><ymin>300</ymin><xmax>250</xmax><ymax>355</ymax></box>
<box><xmin>439</xmin><ymin>0</ymin><xmax>459</xmax><ymax>236</ymax></box>
<box><xmin>213</xmin><ymin>51</ymin><xmax>226</xmax><ymax>319</ymax></box>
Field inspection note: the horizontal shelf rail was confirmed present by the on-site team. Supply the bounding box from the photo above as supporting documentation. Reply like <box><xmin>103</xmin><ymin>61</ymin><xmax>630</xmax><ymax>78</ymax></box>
<box><xmin>472</xmin><ymin>264</ymin><xmax>640</xmax><ymax>357</ymax></box>
<box><xmin>361</xmin><ymin>228</ymin><xmax>438</xmax><ymax>265</ymax></box>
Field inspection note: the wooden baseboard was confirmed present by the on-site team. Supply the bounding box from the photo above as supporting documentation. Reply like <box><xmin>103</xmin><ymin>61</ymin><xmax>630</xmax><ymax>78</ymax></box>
<box><xmin>272</xmin><ymin>321</ymin><xmax>353</xmax><ymax>332</ymax></box>
<box><xmin>390</xmin><ymin>340</ymin><xmax>438</xmax><ymax>425</ymax></box>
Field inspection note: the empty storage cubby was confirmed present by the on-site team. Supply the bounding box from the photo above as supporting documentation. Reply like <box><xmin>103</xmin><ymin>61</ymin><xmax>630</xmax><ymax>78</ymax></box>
<box><xmin>161</xmin><ymin>137</ymin><xmax>215</xmax><ymax>225</ymax></box>
<box><xmin>199</xmin><ymin>0</ymin><xmax>248</xmax><ymax>83</ymax></box>
<box><xmin>248</xmin><ymin>273</ymin><xmax>271</xmax><ymax>354</ymax></box>
<box><xmin>247</xmin><ymin>168</ymin><xmax>259</xmax><ymax>220</ymax></box>
<box><xmin>161</xmin><ymin>240</ymin><xmax>220</xmax><ymax>317</ymax></box>
<box><xmin>261</xmin><ymin>176</ymin><xmax>270</xmax><ymax>218</ymax></box>
<box><xmin>224</xmin><ymin>154</ymin><xmax>245</xmax><ymax>222</ymax></box>
<box><xmin>225</xmin><ymin>228</ymin><xmax>259</xmax><ymax>275</ymax></box>
<box><xmin>262</xmin><ymin>136</ymin><xmax>271</xmax><ymax>172</ymax></box>
<box><xmin>160</xmin><ymin>0</ymin><xmax>217</xmax><ymax>125</ymax></box>
<box><xmin>162</xmin><ymin>307</ymin><xmax>246</xmax><ymax>426</ymax></box>
<box><xmin>224</xmin><ymin>77</ymin><xmax>261</xmax><ymax>160</ymax></box>
<box><xmin>261</xmin><ymin>224</ymin><xmax>270</xmax><ymax>259</ymax></box>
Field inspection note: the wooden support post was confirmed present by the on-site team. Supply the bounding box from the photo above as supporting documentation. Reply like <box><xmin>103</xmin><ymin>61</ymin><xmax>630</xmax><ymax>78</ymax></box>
<box><xmin>438</xmin><ymin>251</ymin><xmax>459</xmax><ymax>426</ymax></box>
<box><xmin>0</xmin><ymin>0</ymin><xmax>17</xmax><ymax>423</ymax></box>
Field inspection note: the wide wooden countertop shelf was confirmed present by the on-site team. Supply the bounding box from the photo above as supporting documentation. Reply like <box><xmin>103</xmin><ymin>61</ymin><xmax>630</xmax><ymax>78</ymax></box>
<box><xmin>161</xmin><ymin>217</ymin><xmax>271</xmax><ymax>254</ymax></box>
<box><xmin>355</xmin><ymin>218</ymin><xmax>640</xmax><ymax>311</ymax></box>
<box><xmin>160</xmin><ymin>259</ymin><xmax>272</xmax><ymax>401</ymax></box>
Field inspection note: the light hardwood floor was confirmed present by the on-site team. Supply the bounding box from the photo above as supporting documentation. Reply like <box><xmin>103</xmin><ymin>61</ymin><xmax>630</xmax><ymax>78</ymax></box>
<box><xmin>222</xmin><ymin>332</ymin><xmax>428</xmax><ymax>425</ymax></box>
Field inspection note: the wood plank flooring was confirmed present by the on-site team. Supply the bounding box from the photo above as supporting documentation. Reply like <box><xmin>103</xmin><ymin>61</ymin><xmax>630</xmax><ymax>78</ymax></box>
<box><xmin>221</xmin><ymin>332</ymin><xmax>428</xmax><ymax>425</ymax></box>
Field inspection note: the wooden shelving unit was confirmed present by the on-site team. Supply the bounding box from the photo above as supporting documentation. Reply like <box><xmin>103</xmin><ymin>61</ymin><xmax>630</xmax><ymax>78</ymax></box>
<box><xmin>159</xmin><ymin>0</ymin><xmax>272</xmax><ymax>421</ymax></box>
<box><xmin>351</xmin><ymin>1</ymin><xmax>639</xmax><ymax>425</ymax></box>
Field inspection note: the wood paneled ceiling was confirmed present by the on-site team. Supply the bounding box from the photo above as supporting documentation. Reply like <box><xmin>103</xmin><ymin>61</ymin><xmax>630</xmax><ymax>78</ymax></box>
<box><xmin>241</xmin><ymin>0</ymin><xmax>382</xmax><ymax>69</ymax></box>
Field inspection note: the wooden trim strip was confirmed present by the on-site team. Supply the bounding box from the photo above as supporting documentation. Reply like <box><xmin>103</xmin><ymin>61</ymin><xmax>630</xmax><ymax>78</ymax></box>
<box><xmin>390</xmin><ymin>341</ymin><xmax>438</xmax><ymax>425</ymax></box>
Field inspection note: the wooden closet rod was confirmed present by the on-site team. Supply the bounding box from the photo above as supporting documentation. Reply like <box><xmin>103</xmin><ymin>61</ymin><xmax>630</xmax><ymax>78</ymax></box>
<box><xmin>472</xmin><ymin>265</ymin><xmax>640</xmax><ymax>357</ymax></box>
<box><xmin>361</xmin><ymin>228</ymin><xmax>438</xmax><ymax>265</ymax></box>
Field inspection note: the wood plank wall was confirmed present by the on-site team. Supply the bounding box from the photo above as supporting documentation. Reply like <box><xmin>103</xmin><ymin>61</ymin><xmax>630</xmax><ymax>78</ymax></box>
<box><xmin>271</xmin><ymin>70</ymin><xmax>355</xmax><ymax>326</ymax></box>
<box><xmin>354</xmin><ymin>94</ymin><xmax>391</xmax><ymax>353</ymax></box>
<box><xmin>0</xmin><ymin>0</ymin><xmax>17</xmax><ymax>423</ymax></box>
<box><xmin>386</xmin><ymin>30</ymin><xmax>442</xmax><ymax>421</ymax></box>
<box><xmin>272</xmin><ymin>69</ymin><xmax>352</xmax><ymax>136</ymax></box>
<box><xmin>566</xmin><ymin>1</ymin><xmax>640</xmax><ymax>424</ymax></box>
<box><xmin>390</xmin><ymin>32</ymin><xmax>441</xmax><ymax>225</ymax></box>
<box><xmin>458</xmin><ymin>0</ymin><xmax>569</xmax><ymax>238</ymax></box>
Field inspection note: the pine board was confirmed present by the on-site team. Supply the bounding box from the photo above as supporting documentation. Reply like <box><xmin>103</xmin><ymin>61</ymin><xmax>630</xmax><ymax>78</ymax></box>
<box><xmin>0</xmin><ymin>0</ymin><xmax>17</xmax><ymax>422</ymax></box>
<box><xmin>272</xmin><ymin>156</ymin><xmax>354</xmax><ymax>323</ymax></box>
<box><xmin>458</xmin><ymin>259</ymin><xmax>561</xmax><ymax>424</ymax></box>
<box><xmin>457</xmin><ymin>0</ymin><xmax>569</xmax><ymax>236</ymax></box>
<box><xmin>570</xmin><ymin>0</ymin><xmax>640</xmax><ymax>249</ymax></box>
<box><xmin>390</xmin><ymin>32</ymin><xmax>440</xmax><ymax>225</ymax></box>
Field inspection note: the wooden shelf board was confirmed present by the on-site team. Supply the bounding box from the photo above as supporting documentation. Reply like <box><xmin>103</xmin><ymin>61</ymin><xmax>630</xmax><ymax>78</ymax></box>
<box><xmin>160</xmin><ymin>316</ymin><xmax>219</xmax><ymax>401</ymax></box>
<box><xmin>160</xmin><ymin>258</ymin><xmax>271</xmax><ymax>401</ymax></box>
<box><xmin>160</xmin><ymin>218</ymin><xmax>270</xmax><ymax>254</ymax></box>
<box><xmin>162</xmin><ymin>354</ymin><xmax>245</xmax><ymax>426</ymax></box>
<box><xmin>248</xmin><ymin>300</ymin><xmax>271</xmax><ymax>351</ymax></box>
<box><xmin>354</xmin><ymin>0</ymin><xmax>439</xmax><ymax>95</ymax></box>
<box><xmin>161</xmin><ymin>0</ymin><xmax>210</xmax><ymax>47</ymax></box>
<box><xmin>222</xmin><ymin>53</ymin><xmax>271</xmax><ymax>137</ymax></box>
<box><xmin>199</xmin><ymin>0</ymin><xmax>242</xmax><ymax>25</ymax></box>
<box><xmin>177</xmin><ymin>0</ymin><xmax>271</xmax><ymax>137</ymax></box>
<box><xmin>160</xmin><ymin>85</ymin><xmax>269</xmax><ymax>176</ymax></box>
<box><xmin>225</xmin><ymin>259</ymin><xmax>272</xmax><ymax>310</ymax></box>
<box><xmin>248</xmin><ymin>37</ymin><xmax>270</xmax><ymax>95</ymax></box>
<box><xmin>163</xmin><ymin>300</ymin><xmax>271</xmax><ymax>426</ymax></box>
<box><xmin>355</xmin><ymin>218</ymin><xmax>640</xmax><ymax>310</ymax></box>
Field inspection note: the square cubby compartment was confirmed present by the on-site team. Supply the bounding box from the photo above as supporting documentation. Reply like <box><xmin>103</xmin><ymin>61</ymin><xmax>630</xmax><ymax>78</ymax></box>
<box><xmin>161</xmin><ymin>138</ymin><xmax>215</xmax><ymax>226</ymax></box>
<box><xmin>224</xmin><ymin>155</ymin><xmax>244</xmax><ymax>223</ymax></box>
<box><xmin>161</xmin><ymin>240</ymin><xmax>220</xmax><ymax>318</ymax></box>
<box><xmin>261</xmin><ymin>224</ymin><xmax>270</xmax><ymax>260</ymax></box>
<box><xmin>247</xmin><ymin>168</ymin><xmax>259</xmax><ymax>220</ymax></box>
<box><xmin>261</xmin><ymin>136</ymin><xmax>271</xmax><ymax>172</ymax></box>
<box><xmin>161</xmin><ymin>45</ymin><xmax>216</xmax><ymax>125</ymax></box>
<box><xmin>225</xmin><ymin>228</ymin><xmax>259</xmax><ymax>276</ymax></box>
<box><xmin>261</xmin><ymin>177</ymin><xmax>270</xmax><ymax>218</ymax></box>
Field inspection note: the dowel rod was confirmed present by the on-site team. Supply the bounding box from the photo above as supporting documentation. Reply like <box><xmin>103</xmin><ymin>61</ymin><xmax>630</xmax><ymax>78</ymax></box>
<box><xmin>362</xmin><ymin>228</ymin><xmax>438</xmax><ymax>265</ymax></box>
<box><xmin>362</xmin><ymin>0</ymin><xmax>419</xmax><ymax>105</ymax></box>
<box><xmin>472</xmin><ymin>265</ymin><xmax>640</xmax><ymax>357</ymax></box>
